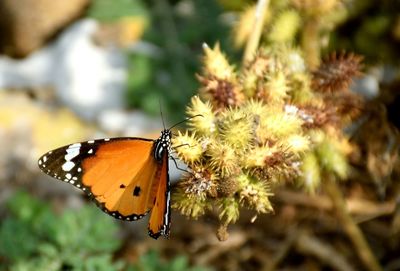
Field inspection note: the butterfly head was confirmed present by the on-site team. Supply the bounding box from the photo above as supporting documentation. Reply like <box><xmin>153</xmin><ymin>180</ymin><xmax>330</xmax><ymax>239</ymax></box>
<box><xmin>153</xmin><ymin>129</ymin><xmax>172</xmax><ymax>162</ymax></box>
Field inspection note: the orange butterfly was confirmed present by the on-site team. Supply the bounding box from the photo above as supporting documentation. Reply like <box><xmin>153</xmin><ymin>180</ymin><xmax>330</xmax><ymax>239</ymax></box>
<box><xmin>38</xmin><ymin>129</ymin><xmax>172</xmax><ymax>239</ymax></box>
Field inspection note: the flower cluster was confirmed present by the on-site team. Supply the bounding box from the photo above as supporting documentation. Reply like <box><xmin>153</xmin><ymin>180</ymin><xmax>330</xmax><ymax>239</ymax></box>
<box><xmin>172</xmin><ymin>44</ymin><xmax>362</xmax><ymax>239</ymax></box>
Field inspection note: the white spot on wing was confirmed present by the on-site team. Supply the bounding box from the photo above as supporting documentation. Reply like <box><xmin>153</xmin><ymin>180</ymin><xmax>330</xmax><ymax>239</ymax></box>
<box><xmin>88</xmin><ymin>149</ymin><xmax>93</xmax><ymax>154</ymax></box>
<box><xmin>62</xmin><ymin>161</ymin><xmax>75</xmax><ymax>171</ymax></box>
<box><xmin>65</xmin><ymin>146</ymin><xmax>80</xmax><ymax>161</ymax></box>
<box><xmin>88</xmin><ymin>140</ymin><xmax>95</xmax><ymax>144</ymax></box>
<box><xmin>104</xmin><ymin>138</ymin><xmax>110</xmax><ymax>141</ymax></box>
<box><xmin>65</xmin><ymin>173</ymin><xmax>72</xmax><ymax>179</ymax></box>
<box><xmin>38</xmin><ymin>160</ymin><xmax>42</xmax><ymax>165</ymax></box>
<box><xmin>43</xmin><ymin>156</ymin><xmax>47</xmax><ymax>162</ymax></box>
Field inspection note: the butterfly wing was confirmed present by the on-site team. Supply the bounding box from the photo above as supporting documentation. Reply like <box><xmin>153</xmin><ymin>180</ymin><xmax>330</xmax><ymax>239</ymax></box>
<box><xmin>38</xmin><ymin>138</ymin><xmax>161</xmax><ymax>221</ymax></box>
<box><xmin>148</xmin><ymin>151</ymin><xmax>171</xmax><ymax>239</ymax></box>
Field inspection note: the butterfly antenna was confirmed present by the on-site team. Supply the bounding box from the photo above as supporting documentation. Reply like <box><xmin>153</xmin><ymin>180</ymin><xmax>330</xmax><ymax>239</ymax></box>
<box><xmin>159</xmin><ymin>99</ymin><xmax>166</xmax><ymax>130</ymax></box>
<box><xmin>168</xmin><ymin>114</ymin><xmax>203</xmax><ymax>130</ymax></box>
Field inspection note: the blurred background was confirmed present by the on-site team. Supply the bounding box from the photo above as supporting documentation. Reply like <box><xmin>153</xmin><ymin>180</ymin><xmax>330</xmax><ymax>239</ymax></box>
<box><xmin>0</xmin><ymin>0</ymin><xmax>400</xmax><ymax>270</ymax></box>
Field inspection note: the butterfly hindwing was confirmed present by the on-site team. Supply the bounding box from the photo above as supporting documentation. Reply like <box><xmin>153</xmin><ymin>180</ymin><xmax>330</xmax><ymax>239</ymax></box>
<box><xmin>148</xmin><ymin>151</ymin><xmax>171</xmax><ymax>239</ymax></box>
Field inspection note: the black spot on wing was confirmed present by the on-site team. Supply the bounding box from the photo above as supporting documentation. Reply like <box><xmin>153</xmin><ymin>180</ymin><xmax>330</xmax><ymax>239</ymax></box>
<box><xmin>133</xmin><ymin>186</ymin><xmax>141</xmax><ymax>197</ymax></box>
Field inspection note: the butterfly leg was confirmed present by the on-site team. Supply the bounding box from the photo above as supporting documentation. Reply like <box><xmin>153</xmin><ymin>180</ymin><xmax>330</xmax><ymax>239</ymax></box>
<box><xmin>169</xmin><ymin>155</ymin><xmax>193</xmax><ymax>175</ymax></box>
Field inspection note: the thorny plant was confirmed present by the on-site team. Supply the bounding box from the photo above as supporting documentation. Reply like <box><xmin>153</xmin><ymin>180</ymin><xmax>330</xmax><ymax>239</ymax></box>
<box><xmin>172</xmin><ymin>43</ymin><xmax>363</xmax><ymax>241</ymax></box>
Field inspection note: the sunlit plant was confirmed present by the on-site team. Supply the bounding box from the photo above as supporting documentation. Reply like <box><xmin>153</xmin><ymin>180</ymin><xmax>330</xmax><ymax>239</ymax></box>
<box><xmin>172</xmin><ymin>43</ymin><xmax>363</xmax><ymax>240</ymax></box>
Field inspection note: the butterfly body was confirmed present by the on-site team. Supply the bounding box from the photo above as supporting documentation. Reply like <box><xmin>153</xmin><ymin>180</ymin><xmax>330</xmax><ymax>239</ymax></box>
<box><xmin>38</xmin><ymin>129</ymin><xmax>172</xmax><ymax>239</ymax></box>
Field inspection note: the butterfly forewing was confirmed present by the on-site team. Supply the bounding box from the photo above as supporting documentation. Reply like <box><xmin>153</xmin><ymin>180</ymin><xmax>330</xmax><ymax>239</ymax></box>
<box><xmin>38</xmin><ymin>138</ymin><xmax>158</xmax><ymax>220</ymax></box>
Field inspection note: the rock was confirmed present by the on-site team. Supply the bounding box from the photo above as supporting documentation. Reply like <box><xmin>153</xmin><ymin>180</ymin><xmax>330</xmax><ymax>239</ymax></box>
<box><xmin>0</xmin><ymin>19</ymin><xmax>127</xmax><ymax>121</ymax></box>
<box><xmin>0</xmin><ymin>0</ymin><xmax>89</xmax><ymax>57</ymax></box>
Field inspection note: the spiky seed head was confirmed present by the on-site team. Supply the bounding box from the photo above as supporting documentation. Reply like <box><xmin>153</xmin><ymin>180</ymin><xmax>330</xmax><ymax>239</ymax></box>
<box><xmin>172</xmin><ymin>189</ymin><xmax>211</xmax><ymax>219</ymax></box>
<box><xmin>289</xmin><ymin>72</ymin><xmax>314</xmax><ymax>104</ymax></box>
<box><xmin>244</xmin><ymin>145</ymin><xmax>279</xmax><ymax>168</ymax></box>
<box><xmin>242</xmin><ymin>99</ymin><xmax>269</xmax><ymax>118</ymax></box>
<box><xmin>311</xmin><ymin>51</ymin><xmax>363</xmax><ymax>93</ymax></box>
<box><xmin>186</xmin><ymin>96</ymin><xmax>216</xmax><ymax>135</ymax></box>
<box><xmin>218</xmin><ymin>197</ymin><xmax>240</xmax><ymax>225</ymax></box>
<box><xmin>218</xmin><ymin>108</ymin><xmax>253</xmax><ymax>150</ymax></box>
<box><xmin>257</xmin><ymin>110</ymin><xmax>303</xmax><ymax>143</ymax></box>
<box><xmin>299</xmin><ymin>152</ymin><xmax>321</xmax><ymax>193</ymax></box>
<box><xmin>198</xmin><ymin>75</ymin><xmax>245</xmax><ymax>110</ymax></box>
<box><xmin>172</xmin><ymin>168</ymin><xmax>216</xmax><ymax>219</ymax></box>
<box><xmin>284</xmin><ymin>134</ymin><xmax>310</xmax><ymax>153</ymax></box>
<box><xmin>207</xmin><ymin>140</ymin><xmax>239</xmax><ymax>177</ymax></box>
<box><xmin>268</xmin><ymin>9</ymin><xmax>301</xmax><ymax>44</ymax></box>
<box><xmin>248</xmin><ymin>53</ymin><xmax>271</xmax><ymax>77</ymax></box>
<box><xmin>218</xmin><ymin>175</ymin><xmax>239</xmax><ymax>197</ymax></box>
<box><xmin>314</xmin><ymin>132</ymin><xmax>351</xmax><ymax>179</ymax></box>
<box><xmin>237</xmin><ymin>174</ymin><xmax>273</xmax><ymax>213</ymax></box>
<box><xmin>202</xmin><ymin>43</ymin><xmax>236</xmax><ymax>80</ymax></box>
<box><xmin>323</xmin><ymin>92</ymin><xmax>364</xmax><ymax>126</ymax></box>
<box><xmin>181</xmin><ymin>167</ymin><xmax>218</xmax><ymax>198</ymax></box>
<box><xmin>242</xmin><ymin>53</ymin><xmax>271</xmax><ymax>97</ymax></box>
<box><xmin>241</xmin><ymin>71</ymin><xmax>258</xmax><ymax>98</ymax></box>
<box><xmin>297</xmin><ymin>103</ymin><xmax>336</xmax><ymax>129</ymax></box>
<box><xmin>258</xmin><ymin>71</ymin><xmax>289</xmax><ymax>105</ymax></box>
<box><xmin>172</xmin><ymin>131</ymin><xmax>202</xmax><ymax>164</ymax></box>
<box><xmin>286</xmin><ymin>50</ymin><xmax>306</xmax><ymax>73</ymax></box>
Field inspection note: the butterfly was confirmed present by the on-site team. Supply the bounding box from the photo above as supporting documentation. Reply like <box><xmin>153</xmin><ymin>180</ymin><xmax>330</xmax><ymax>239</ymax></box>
<box><xmin>38</xmin><ymin>129</ymin><xmax>172</xmax><ymax>239</ymax></box>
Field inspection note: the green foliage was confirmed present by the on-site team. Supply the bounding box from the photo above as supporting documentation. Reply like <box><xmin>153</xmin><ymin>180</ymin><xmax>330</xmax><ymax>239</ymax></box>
<box><xmin>128</xmin><ymin>250</ymin><xmax>211</xmax><ymax>271</ymax></box>
<box><xmin>0</xmin><ymin>191</ymin><xmax>211</xmax><ymax>271</ymax></box>
<box><xmin>87</xmin><ymin>0</ymin><xmax>232</xmax><ymax>121</ymax></box>
<box><xmin>87</xmin><ymin>0</ymin><xmax>149</xmax><ymax>21</ymax></box>
<box><xmin>330</xmin><ymin>1</ymin><xmax>400</xmax><ymax>64</ymax></box>
<box><xmin>0</xmin><ymin>191</ymin><xmax>122</xmax><ymax>271</ymax></box>
<box><xmin>125</xmin><ymin>0</ymin><xmax>232</xmax><ymax>122</ymax></box>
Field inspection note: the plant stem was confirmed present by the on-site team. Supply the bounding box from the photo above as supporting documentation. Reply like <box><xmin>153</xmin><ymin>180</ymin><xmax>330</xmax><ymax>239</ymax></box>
<box><xmin>301</xmin><ymin>18</ymin><xmax>320</xmax><ymax>69</ymax></box>
<box><xmin>242</xmin><ymin>0</ymin><xmax>269</xmax><ymax>64</ymax></box>
<box><xmin>324</xmin><ymin>175</ymin><xmax>383</xmax><ymax>271</ymax></box>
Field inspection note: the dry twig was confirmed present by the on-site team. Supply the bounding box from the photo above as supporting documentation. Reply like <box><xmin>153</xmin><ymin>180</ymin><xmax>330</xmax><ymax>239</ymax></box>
<box><xmin>324</xmin><ymin>176</ymin><xmax>383</xmax><ymax>271</ymax></box>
